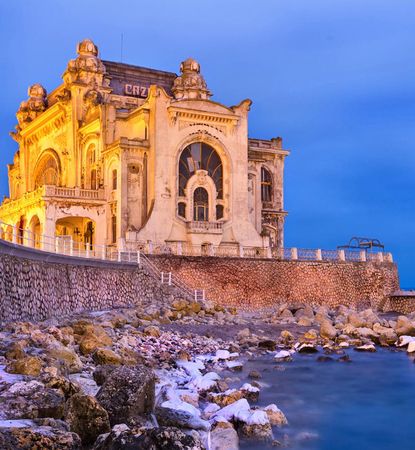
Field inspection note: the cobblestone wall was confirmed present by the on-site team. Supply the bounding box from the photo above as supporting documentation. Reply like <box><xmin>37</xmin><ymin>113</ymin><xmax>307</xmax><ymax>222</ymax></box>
<box><xmin>383</xmin><ymin>295</ymin><xmax>415</xmax><ymax>314</ymax></box>
<box><xmin>150</xmin><ymin>255</ymin><xmax>399</xmax><ymax>310</ymax></box>
<box><xmin>0</xmin><ymin>241</ymin><xmax>167</xmax><ymax>322</ymax></box>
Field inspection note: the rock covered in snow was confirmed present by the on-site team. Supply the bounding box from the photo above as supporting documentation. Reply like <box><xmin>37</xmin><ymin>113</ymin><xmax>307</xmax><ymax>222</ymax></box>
<box><xmin>264</xmin><ymin>404</ymin><xmax>288</xmax><ymax>426</ymax></box>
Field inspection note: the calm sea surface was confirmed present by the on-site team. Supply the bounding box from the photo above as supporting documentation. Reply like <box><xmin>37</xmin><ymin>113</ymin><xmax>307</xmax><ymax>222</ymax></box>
<box><xmin>237</xmin><ymin>348</ymin><xmax>415</xmax><ymax>450</ymax></box>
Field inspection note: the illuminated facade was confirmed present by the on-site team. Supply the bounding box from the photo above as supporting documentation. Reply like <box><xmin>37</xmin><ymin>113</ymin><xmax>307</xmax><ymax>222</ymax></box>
<box><xmin>0</xmin><ymin>39</ymin><xmax>289</xmax><ymax>253</ymax></box>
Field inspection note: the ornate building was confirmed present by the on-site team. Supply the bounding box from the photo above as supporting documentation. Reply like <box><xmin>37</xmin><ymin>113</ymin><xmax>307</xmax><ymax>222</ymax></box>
<box><xmin>0</xmin><ymin>39</ymin><xmax>289</xmax><ymax>254</ymax></box>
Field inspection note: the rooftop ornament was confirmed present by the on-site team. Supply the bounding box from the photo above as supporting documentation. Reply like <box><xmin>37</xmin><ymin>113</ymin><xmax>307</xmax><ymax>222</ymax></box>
<box><xmin>337</xmin><ymin>237</ymin><xmax>385</xmax><ymax>251</ymax></box>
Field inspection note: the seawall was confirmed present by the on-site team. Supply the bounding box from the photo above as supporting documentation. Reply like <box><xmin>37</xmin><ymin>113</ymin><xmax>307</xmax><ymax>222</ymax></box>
<box><xmin>149</xmin><ymin>255</ymin><xmax>399</xmax><ymax>310</ymax></box>
<box><xmin>0</xmin><ymin>240</ymin><xmax>166</xmax><ymax>322</ymax></box>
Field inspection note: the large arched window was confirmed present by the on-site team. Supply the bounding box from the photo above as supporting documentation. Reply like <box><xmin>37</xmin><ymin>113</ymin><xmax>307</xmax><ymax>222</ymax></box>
<box><xmin>179</xmin><ymin>143</ymin><xmax>223</xmax><ymax>198</ymax></box>
<box><xmin>193</xmin><ymin>187</ymin><xmax>209</xmax><ymax>221</ymax></box>
<box><xmin>261</xmin><ymin>167</ymin><xmax>272</xmax><ymax>202</ymax></box>
<box><xmin>34</xmin><ymin>152</ymin><xmax>60</xmax><ymax>188</ymax></box>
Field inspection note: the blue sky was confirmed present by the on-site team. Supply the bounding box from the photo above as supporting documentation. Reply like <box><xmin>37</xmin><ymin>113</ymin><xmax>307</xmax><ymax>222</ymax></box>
<box><xmin>0</xmin><ymin>0</ymin><xmax>414</xmax><ymax>285</ymax></box>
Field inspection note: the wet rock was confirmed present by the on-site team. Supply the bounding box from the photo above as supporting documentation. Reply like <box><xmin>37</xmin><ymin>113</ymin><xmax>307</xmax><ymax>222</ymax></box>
<box><xmin>238</xmin><ymin>410</ymin><xmax>273</xmax><ymax>441</ymax></box>
<box><xmin>0</xmin><ymin>380</ymin><xmax>65</xmax><ymax>419</ymax></box>
<box><xmin>355</xmin><ymin>327</ymin><xmax>379</xmax><ymax>341</ymax></box>
<box><xmin>65</xmin><ymin>393</ymin><xmax>111</xmax><ymax>445</ymax></box>
<box><xmin>264</xmin><ymin>404</ymin><xmax>288</xmax><ymax>426</ymax></box>
<box><xmin>96</xmin><ymin>365</ymin><xmax>155</xmax><ymax>426</ymax></box>
<box><xmin>280</xmin><ymin>330</ymin><xmax>294</xmax><ymax>344</ymax></box>
<box><xmin>41</xmin><ymin>374</ymin><xmax>81</xmax><ymax>399</ymax></box>
<box><xmin>6</xmin><ymin>356</ymin><xmax>42</xmax><ymax>376</ymax></box>
<box><xmin>5</xmin><ymin>341</ymin><xmax>26</xmax><ymax>360</ymax></box>
<box><xmin>303</xmin><ymin>329</ymin><xmax>318</xmax><ymax>340</ymax></box>
<box><xmin>78</xmin><ymin>325</ymin><xmax>113</xmax><ymax>356</ymax></box>
<box><xmin>248</xmin><ymin>370</ymin><xmax>261</xmax><ymax>379</ymax></box>
<box><xmin>47</xmin><ymin>344</ymin><xmax>83</xmax><ymax>374</ymax></box>
<box><xmin>317</xmin><ymin>356</ymin><xmax>334</xmax><ymax>362</ymax></box>
<box><xmin>93</xmin><ymin>365</ymin><xmax>118</xmax><ymax>386</ymax></box>
<box><xmin>297</xmin><ymin>317</ymin><xmax>314</xmax><ymax>327</ymax></box>
<box><xmin>347</xmin><ymin>313</ymin><xmax>367</xmax><ymax>329</ymax></box>
<box><xmin>144</xmin><ymin>325</ymin><xmax>161</xmax><ymax>338</ymax></box>
<box><xmin>320</xmin><ymin>320</ymin><xmax>337</xmax><ymax>340</ymax></box>
<box><xmin>210</xmin><ymin>421</ymin><xmax>239</xmax><ymax>450</ymax></box>
<box><xmin>354</xmin><ymin>344</ymin><xmax>376</xmax><ymax>352</ymax></box>
<box><xmin>274</xmin><ymin>350</ymin><xmax>292</xmax><ymax>362</ymax></box>
<box><xmin>209</xmin><ymin>389</ymin><xmax>244</xmax><ymax>407</ymax></box>
<box><xmin>258</xmin><ymin>340</ymin><xmax>277</xmax><ymax>351</ymax></box>
<box><xmin>297</xmin><ymin>343</ymin><xmax>318</xmax><ymax>353</ymax></box>
<box><xmin>0</xmin><ymin>425</ymin><xmax>81</xmax><ymax>450</ymax></box>
<box><xmin>92</xmin><ymin>348</ymin><xmax>122</xmax><ymax>366</ymax></box>
<box><xmin>395</xmin><ymin>316</ymin><xmax>415</xmax><ymax>337</ymax></box>
<box><xmin>92</xmin><ymin>425</ymin><xmax>203</xmax><ymax>450</ymax></box>
<box><xmin>280</xmin><ymin>309</ymin><xmax>294</xmax><ymax>319</ymax></box>
<box><xmin>155</xmin><ymin>406</ymin><xmax>210</xmax><ymax>431</ymax></box>
<box><xmin>373</xmin><ymin>324</ymin><xmax>397</xmax><ymax>346</ymax></box>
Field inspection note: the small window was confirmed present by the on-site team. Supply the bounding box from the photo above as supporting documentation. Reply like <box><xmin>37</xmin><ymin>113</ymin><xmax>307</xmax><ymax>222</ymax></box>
<box><xmin>111</xmin><ymin>215</ymin><xmax>117</xmax><ymax>244</ymax></box>
<box><xmin>193</xmin><ymin>187</ymin><xmax>209</xmax><ymax>221</ymax></box>
<box><xmin>91</xmin><ymin>169</ymin><xmax>97</xmax><ymax>190</ymax></box>
<box><xmin>112</xmin><ymin>170</ymin><xmax>117</xmax><ymax>190</ymax></box>
<box><xmin>178</xmin><ymin>202</ymin><xmax>186</xmax><ymax>218</ymax></box>
<box><xmin>216</xmin><ymin>204</ymin><xmax>224</xmax><ymax>220</ymax></box>
<box><xmin>261</xmin><ymin>167</ymin><xmax>272</xmax><ymax>202</ymax></box>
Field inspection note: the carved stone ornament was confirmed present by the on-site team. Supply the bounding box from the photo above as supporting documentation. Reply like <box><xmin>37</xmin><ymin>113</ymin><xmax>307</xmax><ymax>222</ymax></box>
<box><xmin>63</xmin><ymin>39</ymin><xmax>107</xmax><ymax>87</ymax></box>
<box><xmin>172</xmin><ymin>58</ymin><xmax>211</xmax><ymax>100</ymax></box>
<box><xmin>16</xmin><ymin>83</ymin><xmax>48</xmax><ymax>128</ymax></box>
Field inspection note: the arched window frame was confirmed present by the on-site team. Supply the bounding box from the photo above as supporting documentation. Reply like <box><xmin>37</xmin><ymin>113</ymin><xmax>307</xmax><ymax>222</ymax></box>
<box><xmin>33</xmin><ymin>150</ymin><xmax>61</xmax><ymax>190</ymax></box>
<box><xmin>176</xmin><ymin>141</ymin><xmax>228</xmax><ymax>223</ymax></box>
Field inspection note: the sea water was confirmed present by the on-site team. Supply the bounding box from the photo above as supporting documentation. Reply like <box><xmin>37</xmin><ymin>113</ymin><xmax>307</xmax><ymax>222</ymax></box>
<box><xmin>238</xmin><ymin>348</ymin><xmax>415</xmax><ymax>450</ymax></box>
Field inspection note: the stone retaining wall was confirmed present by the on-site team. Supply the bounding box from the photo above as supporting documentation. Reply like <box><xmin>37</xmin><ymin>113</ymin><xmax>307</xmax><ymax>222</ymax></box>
<box><xmin>149</xmin><ymin>255</ymin><xmax>400</xmax><ymax>310</ymax></box>
<box><xmin>384</xmin><ymin>295</ymin><xmax>415</xmax><ymax>314</ymax></box>
<box><xmin>0</xmin><ymin>240</ymin><xmax>167</xmax><ymax>322</ymax></box>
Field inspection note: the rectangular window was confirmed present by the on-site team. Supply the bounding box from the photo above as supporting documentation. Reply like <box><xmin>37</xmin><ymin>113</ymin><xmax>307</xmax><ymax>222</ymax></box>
<box><xmin>111</xmin><ymin>215</ymin><xmax>117</xmax><ymax>244</ymax></box>
<box><xmin>112</xmin><ymin>170</ymin><xmax>117</xmax><ymax>190</ymax></box>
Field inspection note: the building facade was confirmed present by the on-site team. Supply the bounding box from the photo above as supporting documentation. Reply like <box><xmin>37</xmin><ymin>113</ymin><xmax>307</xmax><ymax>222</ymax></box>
<box><xmin>0</xmin><ymin>39</ymin><xmax>289</xmax><ymax>254</ymax></box>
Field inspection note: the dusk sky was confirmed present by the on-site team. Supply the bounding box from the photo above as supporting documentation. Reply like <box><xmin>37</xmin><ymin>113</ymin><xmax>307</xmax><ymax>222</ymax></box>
<box><xmin>0</xmin><ymin>1</ymin><xmax>414</xmax><ymax>285</ymax></box>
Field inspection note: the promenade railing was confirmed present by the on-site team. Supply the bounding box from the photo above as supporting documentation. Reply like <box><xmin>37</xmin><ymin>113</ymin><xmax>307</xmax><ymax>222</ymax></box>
<box><xmin>0</xmin><ymin>220</ymin><xmax>393</xmax><ymax>269</ymax></box>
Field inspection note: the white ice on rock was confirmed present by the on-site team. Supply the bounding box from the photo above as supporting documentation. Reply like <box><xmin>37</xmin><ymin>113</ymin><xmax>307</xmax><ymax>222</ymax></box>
<box><xmin>0</xmin><ymin>419</ymin><xmax>36</xmax><ymax>428</ymax></box>
<box><xmin>397</xmin><ymin>335</ymin><xmax>415</xmax><ymax>347</ymax></box>
<box><xmin>188</xmin><ymin>372</ymin><xmax>221</xmax><ymax>392</ymax></box>
<box><xmin>0</xmin><ymin>365</ymin><xmax>24</xmax><ymax>384</ymax></box>
<box><xmin>212</xmin><ymin>398</ymin><xmax>250</xmax><ymax>421</ymax></box>
<box><xmin>241</xmin><ymin>383</ymin><xmax>260</xmax><ymax>393</ymax></box>
<box><xmin>274</xmin><ymin>350</ymin><xmax>292</xmax><ymax>360</ymax></box>
<box><xmin>161</xmin><ymin>399</ymin><xmax>202</xmax><ymax>417</ymax></box>
<box><xmin>176</xmin><ymin>360</ymin><xmax>205</xmax><ymax>378</ymax></box>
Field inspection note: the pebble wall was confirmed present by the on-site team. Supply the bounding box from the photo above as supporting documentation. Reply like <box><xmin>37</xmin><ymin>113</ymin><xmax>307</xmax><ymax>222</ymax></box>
<box><xmin>150</xmin><ymin>255</ymin><xmax>400</xmax><ymax>311</ymax></box>
<box><xmin>0</xmin><ymin>241</ymin><xmax>167</xmax><ymax>322</ymax></box>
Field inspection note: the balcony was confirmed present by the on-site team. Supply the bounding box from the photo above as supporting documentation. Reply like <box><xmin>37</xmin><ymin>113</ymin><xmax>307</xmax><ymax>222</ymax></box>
<box><xmin>43</xmin><ymin>185</ymin><xmax>106</xmax><ymax>201</ymax></box>
<box><xmin>186</xmin><ymin>220</ymin><xmax>223</xmax><ymax>234</ymax></box>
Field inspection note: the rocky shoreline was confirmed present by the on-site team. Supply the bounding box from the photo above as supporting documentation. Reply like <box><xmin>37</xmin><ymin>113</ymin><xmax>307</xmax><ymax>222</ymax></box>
<box><xmin>0</xmin><ymin>298</ymin><xmax>415</xmax><ymax>449</ymax></box>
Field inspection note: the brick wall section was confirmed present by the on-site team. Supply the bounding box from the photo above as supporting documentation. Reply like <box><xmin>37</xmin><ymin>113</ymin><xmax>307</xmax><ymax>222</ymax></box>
<box><xmin>149</xmin><ymin>255</ymin><xmax>400</xmax><ymax>310</ymax></box>
<box><xmin>0</xmin><ymin>241</ymin><xmax>168</xmax><ymax>323</ymax></box>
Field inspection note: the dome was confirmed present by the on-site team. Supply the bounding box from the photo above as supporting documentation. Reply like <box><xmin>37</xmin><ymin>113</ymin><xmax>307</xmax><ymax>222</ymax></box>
<box><xmin>180</xmin><ymin>58</ymin><xmax>200</xmax><ymax>74</ymax></box>
<box><xmin>77</xmin><ymin>39</ymin><xmax>99</xmax><ymax>57</ymax></box>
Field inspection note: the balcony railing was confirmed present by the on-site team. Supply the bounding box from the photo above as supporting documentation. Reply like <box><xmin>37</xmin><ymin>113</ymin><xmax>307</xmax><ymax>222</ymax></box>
<box><xmin>186</xmin><ymin>221</ymin><xmax>223</xmax><ymax>233</ymax></box>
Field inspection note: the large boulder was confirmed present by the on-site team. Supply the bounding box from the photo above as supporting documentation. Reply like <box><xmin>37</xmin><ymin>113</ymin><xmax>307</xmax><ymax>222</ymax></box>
<box><xmin>347</xmin><ymin>313</ymin><xmax>367</xmax><ymax>329</ymax></box>
<box><xmin>155</xmin><ymin>406</ymin><xmax>210</xmax><ymax>431</ymax></box>
<box><xmin>210</xmin><ymin>421</ymin><xmax>239</xmax><ymax>450</ymax></box>
<box><xmin>320</xmin><ymin>320</ymin><xmax>337</xmax><ymax>340</ymax></box>
<box><xmin>92</xmin><ymin>348</ymin><xmax>122</xmax><ymax>366</ymax></box>
<box><xmin>96</xmin><ymin>365</ymin><xmax>155</xmax><ymax>426</ymax></box>
<box><xmin>0</xmin><ymin>380</ymin><xmax>65</xmax><ymax>420</ymax></box>
<box><xmin>65</xmin><ymin>393</ymin><xmax>110</xmax><ymax>445</ymax></box>
<box><xmin>78</xmin><ymin>325</ymin><xmax>113</xmax><ymax>356</ymax></box>
<box><xmin>0</xmin><ymin>425</ymin><xmax>81</xmax><ymax>450</ymax></box>
<box><xmin>395</xmin><ymin>316</ymin><xmax>415</xmax><ymax>336</ymax></box>
<box><xmin>47</xmin><ymin>343</ymin><xmax>83</xmax><ymax>374</ymax></box>
<box><xmin>92</xmin><ymin>425</ymin><xmax>203</xmax><ymax>450</ymax></box>
<box><xmin>6</xmin><ymin>356</ymin><xmax>42</xmax><ymax>376</ymax></box>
